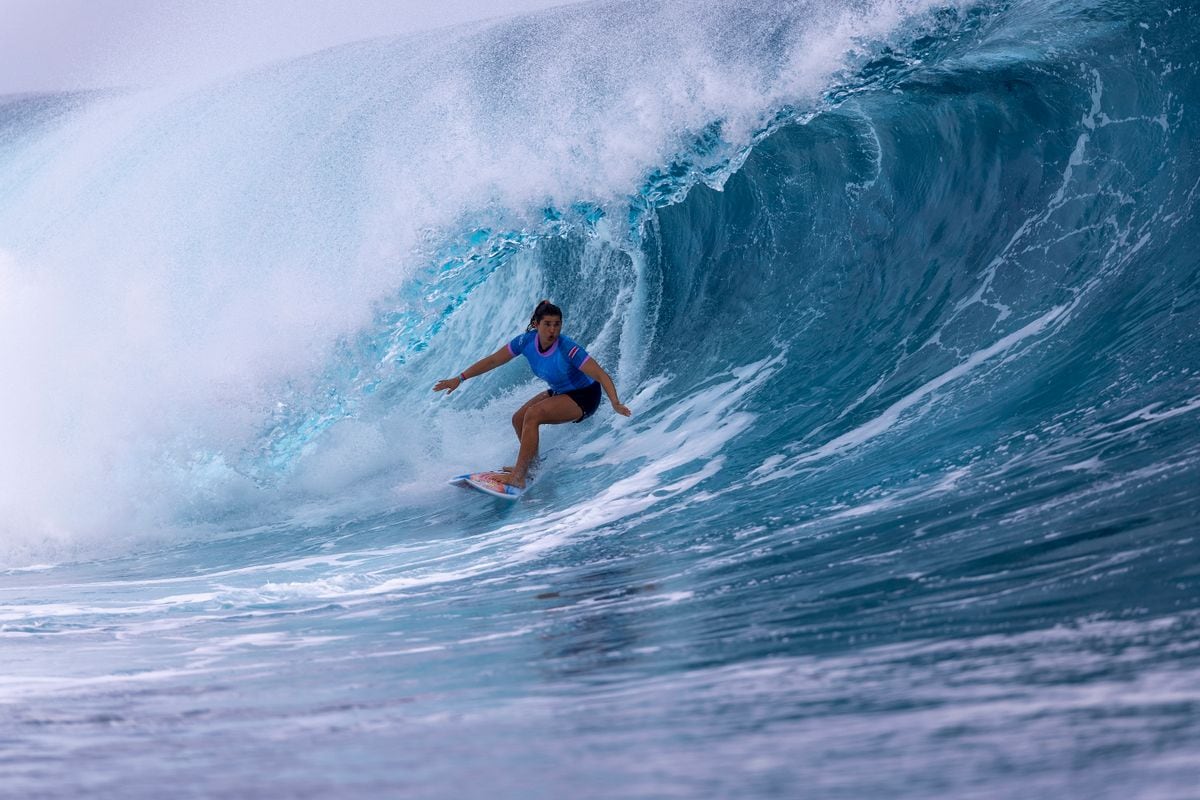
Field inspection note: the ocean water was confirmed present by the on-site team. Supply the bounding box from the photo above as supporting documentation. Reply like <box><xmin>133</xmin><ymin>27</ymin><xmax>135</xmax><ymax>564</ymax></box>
<box><xmin>2</xmin><ymin>0</ymin><xmax>1199</xmax><ymax>797</ymax></box>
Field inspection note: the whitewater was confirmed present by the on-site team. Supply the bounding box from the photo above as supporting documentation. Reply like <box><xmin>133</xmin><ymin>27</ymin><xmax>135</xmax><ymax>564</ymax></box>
<box><xmin>1</xmin><ymin>0</ymin><xmax>1198</xmax><ymax>796</ymax></box>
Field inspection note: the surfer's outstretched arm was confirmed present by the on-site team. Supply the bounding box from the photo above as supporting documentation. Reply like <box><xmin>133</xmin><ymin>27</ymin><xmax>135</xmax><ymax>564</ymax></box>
<box><xmin>581</xmin><ymin>360</ymin><xmax>632</xmax><ymax>417</ymax></box>
<box><xmin>433</xmin><ymin>346</ymin><xmax>514</xmax><ymax>394</ymax></box>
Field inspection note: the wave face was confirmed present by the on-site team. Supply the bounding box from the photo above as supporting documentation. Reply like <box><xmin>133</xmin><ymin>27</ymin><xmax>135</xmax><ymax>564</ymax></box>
<box><xmin>2</xmin><ymin>0</ymin><xmax>1199</xmax><ymax>796</ymax></box>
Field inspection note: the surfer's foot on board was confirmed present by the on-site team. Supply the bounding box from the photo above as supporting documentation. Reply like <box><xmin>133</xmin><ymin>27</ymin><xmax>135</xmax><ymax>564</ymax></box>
<box><xmin>496</xmin><ymin>471</ymin><xmax>527</xmax><ymax>489</ymax></box>
<box><xmin>497</xmin><ymin>456</ymin><xmax>540</xmax><ymax>482</ymax></box>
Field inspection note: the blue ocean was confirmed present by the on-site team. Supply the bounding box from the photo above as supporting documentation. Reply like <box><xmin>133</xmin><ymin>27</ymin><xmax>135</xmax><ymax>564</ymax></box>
<box><xmin>2</xmin><ymin>0</ymin><xmax>1198</xmax><ymax>796</ymax></box>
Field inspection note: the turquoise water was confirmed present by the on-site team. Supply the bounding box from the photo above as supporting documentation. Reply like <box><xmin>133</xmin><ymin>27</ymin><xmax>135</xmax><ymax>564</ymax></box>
<box><xmin>2</xmin><ymin>0</ymin><xmax>1199</xmax><ymax>797</ymax></box>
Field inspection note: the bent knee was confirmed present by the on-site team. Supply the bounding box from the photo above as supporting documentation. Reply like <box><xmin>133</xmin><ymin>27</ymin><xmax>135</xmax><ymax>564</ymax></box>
<box><xmin>524</xmin><ymin>405</ymin><xmax>554</xmax><ymax>426</ymax></box>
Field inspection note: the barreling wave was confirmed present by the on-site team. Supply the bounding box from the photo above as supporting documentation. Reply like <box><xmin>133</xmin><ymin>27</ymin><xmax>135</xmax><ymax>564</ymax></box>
<box><xmin>0</xmin><ymin>0</ymin><xmax>962</xmax><ymax>554</ymax></box>
<box><xmin>250</xmin><ymin>0</ymin><xmax>1200</xmax><ymax>573</ymax></box>
<box><xmin>0</xmin><ymin>0</ymin><xmax>1195</xmax><ymax>586</ymax></box>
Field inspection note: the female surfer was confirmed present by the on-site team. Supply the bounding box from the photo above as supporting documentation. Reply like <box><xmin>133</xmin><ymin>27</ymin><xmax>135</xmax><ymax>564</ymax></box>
<box><xmin>433</xmin><ymin>300</ymin><xmax>632</xmax><ymax>488</ymax></box>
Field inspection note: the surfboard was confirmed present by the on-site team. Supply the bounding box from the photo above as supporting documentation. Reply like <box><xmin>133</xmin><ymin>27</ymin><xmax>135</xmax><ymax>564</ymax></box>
<box><xmin>449</xmin><ymin>471</ymin><xmax>526</xmax><ymax>500</ymax></box>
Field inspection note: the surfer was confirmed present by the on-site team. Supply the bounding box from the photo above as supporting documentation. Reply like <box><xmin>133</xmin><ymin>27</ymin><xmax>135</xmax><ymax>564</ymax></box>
<box><xmin>434</xmin><ymin>300</ymin><xmax>632</xmax><ymax>488</ymax></box>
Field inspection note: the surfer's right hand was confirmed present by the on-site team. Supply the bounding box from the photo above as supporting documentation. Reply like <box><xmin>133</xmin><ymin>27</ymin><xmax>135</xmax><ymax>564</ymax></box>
<box><xmin>433</xmin><ymin>376</ymin><xmax>462</xmax><ymax>394</ymax></box>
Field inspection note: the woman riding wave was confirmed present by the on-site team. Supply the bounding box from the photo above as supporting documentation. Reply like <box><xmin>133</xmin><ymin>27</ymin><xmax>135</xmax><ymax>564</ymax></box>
<box><xmin>433</xmin><ymin>300</ymin><xmax>632</xmax><ymax>488</ymax></box>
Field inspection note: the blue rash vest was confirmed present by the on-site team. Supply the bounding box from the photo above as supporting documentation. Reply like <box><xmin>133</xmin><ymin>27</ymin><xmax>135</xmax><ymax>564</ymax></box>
<box><xmin>507</xmin><ymin>331</ymin><xmax>596</xmax><ymax>393</ymax></box>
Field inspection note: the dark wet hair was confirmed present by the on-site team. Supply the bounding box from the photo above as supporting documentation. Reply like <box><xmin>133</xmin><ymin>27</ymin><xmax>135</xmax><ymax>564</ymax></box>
<box><xmin>526</xmin><ymin>299</ymin><xmax>563</xmax><ymax>331</ymax></box>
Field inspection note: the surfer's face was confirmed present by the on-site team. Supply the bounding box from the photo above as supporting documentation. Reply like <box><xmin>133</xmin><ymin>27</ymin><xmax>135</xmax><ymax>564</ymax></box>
<box><xmin>536</xmin><ymin>315</ymin><xmax>562</xmax><ymax>346</ymax></box>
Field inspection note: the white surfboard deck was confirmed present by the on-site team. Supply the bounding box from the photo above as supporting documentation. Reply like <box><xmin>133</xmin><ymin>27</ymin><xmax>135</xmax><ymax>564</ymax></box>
<box><xmin>449</xmin><ymin>471</ymin><xmax>527</xmax><ymax>501</ymax></box>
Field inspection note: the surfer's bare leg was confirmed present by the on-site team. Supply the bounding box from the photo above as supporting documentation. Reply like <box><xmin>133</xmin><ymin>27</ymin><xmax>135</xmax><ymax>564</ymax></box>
<box><xmin>502</xmin><ymin>395</ymin><xmax>582</xmax><ymax>487</ymax></box>
<box><xmin>511</xmin><ymin>391</ymin><xmax>552</xmax><ymax>441</ymax></box>
<box><xmin>500</xmin><ymin>391</ymin><xmax>553</xmax><ymax>471</ymax></box>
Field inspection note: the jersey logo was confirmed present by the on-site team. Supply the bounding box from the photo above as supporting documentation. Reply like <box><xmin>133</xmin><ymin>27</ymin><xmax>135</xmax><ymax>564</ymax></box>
<box><xmin>568</xmin><ymin>346</ymin><xmax>579</xmax><ymax>359</ymax></box>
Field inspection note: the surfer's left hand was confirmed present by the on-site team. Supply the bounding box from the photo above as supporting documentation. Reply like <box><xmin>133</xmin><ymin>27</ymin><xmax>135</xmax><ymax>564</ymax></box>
<box><xmin>613</xmin><ymin>402</ymin><xmax>632</xmax><ymax>417</ymax></box>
